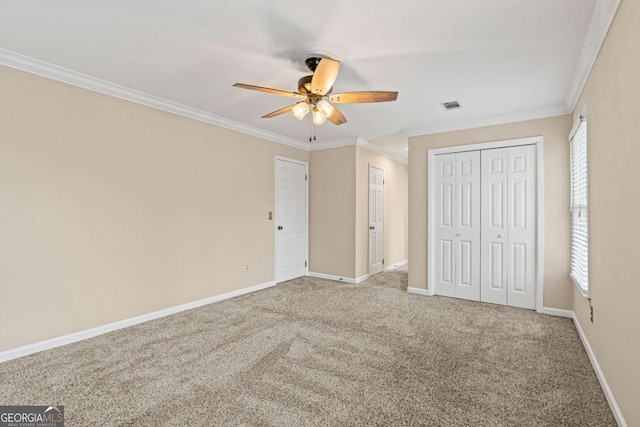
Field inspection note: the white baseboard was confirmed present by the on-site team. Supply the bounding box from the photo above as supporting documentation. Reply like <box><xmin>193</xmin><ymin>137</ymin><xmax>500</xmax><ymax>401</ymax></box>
<box><xmin>572</xmin><ymin>313</ymin><xmax>627</xmax><ymax>427</ymax></box>
<box><xmin>0</xmin><ymin>280</ymin><xmax>277</xmax><ymax>363</ymax></box>
<box><xmin>407</xmin><ymin>287</ymin><xmax>430</xmax><ymax>296</ymax></box>
<box><xmin>541</xmin><ymin>303</ymin><xmax>627</xmax><ymax>425</ymax></box>
<box><xmin>355</xmin><ymin>274</ymin><xmax>369</xmax><ymax>284</ymax></box>
<box><xmin>384</xmin><ymin>260</ymin><xmax>408</xmax><ymax>272</ymax></box>
<box><xmin>308</xmin><ymin>272</ymin><xmax>359</xmax><ymax>284</ymax></box>
<box><xmin>401</xmin><ymin>296</ymin><xmax>624</xmax><ymax>423</ymax></box>
<box><xmin>539</xmin><ymin>307</ymin><xmax>574</xmax><ymax>318</ymax></box>
<box><xmin>306</xmin><ymin>273</ymin><xmax>371</xmax><ymax>284</ymax></box>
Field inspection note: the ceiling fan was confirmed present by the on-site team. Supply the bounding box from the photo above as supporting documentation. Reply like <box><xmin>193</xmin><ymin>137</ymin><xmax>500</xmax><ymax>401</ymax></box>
<box><xmin>233</xmin><ymin>56</ymin><xmax>398</xmax><ymax>126</ymax></box>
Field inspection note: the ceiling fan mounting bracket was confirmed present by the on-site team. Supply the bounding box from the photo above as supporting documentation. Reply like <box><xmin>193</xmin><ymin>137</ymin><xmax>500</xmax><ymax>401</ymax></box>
<box><xmin>305</xmin><ymin>57</ymin><xmax>322</xmax><ymax>72</ymax></box>
<box><xmin>290</xmin><ymin>49</ymin><xmax>339</xmax><ymax>72</ymax></box>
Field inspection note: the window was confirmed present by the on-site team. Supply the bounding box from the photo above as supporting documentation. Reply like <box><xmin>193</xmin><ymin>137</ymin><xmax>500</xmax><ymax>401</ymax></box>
<box><xmin>570</xmin><ymin>114</ymin><xmax>589</xmax><ymax>295</ymax></box>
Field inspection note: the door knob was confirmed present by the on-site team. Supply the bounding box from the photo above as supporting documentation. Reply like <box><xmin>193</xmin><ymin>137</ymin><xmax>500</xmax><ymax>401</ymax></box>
<box><xmin>370</xmin><ymin>226</ymin><xmax>375</xmax><ymax>230</ymax></box>
<box><xmin>456</xmin><ymin>233</ymin><xmax>461</xmax><ymax>236</ymax></box>
<box><xmin>277</xmin><ymin>226</ymin><xmax>283</xmax><ymax>230</ymax></box>
<box><xmin>498</xmin><ymin>234</ymin><xmax>504</xmax><ymax>238</ymax></box>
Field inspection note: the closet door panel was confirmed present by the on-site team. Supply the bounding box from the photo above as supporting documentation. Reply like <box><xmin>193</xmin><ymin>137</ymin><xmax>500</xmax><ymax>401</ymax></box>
<box><xmin>506</xmin><ymin>145</ymin><xmax>537</xmax><ymax>309</ymax></box>
<box><xmin>433</xmin><ymin>153</ymin><xmax>457</xmax><ymax>297</ymax></box>
<box><xmin>481</xmin><ymin>149</ymin><xmax>508</xmax><ymax>305</ymax></box>
<box><xmin>454</xmin><ymin>151</ymin><xmax>481</xmax><ymax>302</ymax></box>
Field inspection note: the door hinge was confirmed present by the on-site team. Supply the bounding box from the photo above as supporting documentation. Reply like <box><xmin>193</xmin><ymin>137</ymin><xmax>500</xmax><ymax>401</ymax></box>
<box><xmin>383</xmin><ymin>179</ymin><xmax>385</xmax><ymax>184</ymax></box>
<box><xmin>305</xmin><ymin>174</ymin><xmax>308</xmax><ymax>181</ymax></box>
<box><xmin>383</xmin><ymin>258</ymin><xmax>385</xmax><ymax>264</ymax></box>
<box><xmin>305</xmin><ymin>261</ymin><xmax>307</xmax><ymax>267</ymax></box>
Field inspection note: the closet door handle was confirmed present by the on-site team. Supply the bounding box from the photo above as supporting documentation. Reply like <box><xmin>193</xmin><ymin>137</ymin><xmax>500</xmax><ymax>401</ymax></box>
<box><xmin>498</xmin><ymin>234</ymin><xmax>504</xmax><ymax>238</ymax></box>
<box><xmin>456</xmin><ymin>233</ymin><xmax>461</xmax><ymax>237</ymax></box>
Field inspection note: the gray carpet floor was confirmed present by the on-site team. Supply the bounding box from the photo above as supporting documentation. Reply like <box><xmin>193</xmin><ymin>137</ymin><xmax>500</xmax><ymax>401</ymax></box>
<box><xmin>0</xmin><ymin>270</ymin><xmax>615</xmax><ymax>426</ymax></box>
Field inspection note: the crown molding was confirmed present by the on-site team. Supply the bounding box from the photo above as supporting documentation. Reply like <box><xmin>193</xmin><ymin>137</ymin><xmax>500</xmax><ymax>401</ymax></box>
<box><xmin>309</xmin><ymin>136</ymin><xmax>359</xmax><ymax>151</ymax></box>
<box><xmin>404</xmin><ymin>104</ymin><xmax>570</xmax><ymax>137</ymax></box>
<box><xmin>0</xmin><ymin>48</ymin><xmax>310</xmax><ymax>151</ymax></box>
<box><xmin>0</xmin><ymin>49</ymin><xmax>408</xmax><ymax>161</ymax></box>
<box><xmin>403</xmin><ymin>0</ymin><xmax>620</xmax><ymax>138</ymax></box>
<box><xmin>355</xmin><ymin>137</ymin><xmax>408</xmax><ymax>165</ymax></box>
<box><xmin>565</xmin><ymin>0</ymin><xmax>621</xmax><ymax>112</ymax></box>
<box><xmin>310</xmin><ymin>136</ymin><xmax>408</xmax><ymax>165</ymax></box>
<box><xmin>3</xmin><ymin>0</ymin><xmax>620</xmax><ymax>151</ymax></box>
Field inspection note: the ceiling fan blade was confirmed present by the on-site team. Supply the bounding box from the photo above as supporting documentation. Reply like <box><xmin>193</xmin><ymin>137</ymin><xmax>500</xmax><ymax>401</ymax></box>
<box><xmin>262</xmin><ymin>104</ymin><xmax>297</xmax><ymax>118</ymax></box>
<box><xmin>327</xmin><ymin>107</ymin><xmax>347</xmax><ymax>126</ymax></box>
<box><xmin>310</xmin><ymin>58</ymin><xmax>341</xmax><ymax>96</ymax></box>
<box><xmin>233</xmin><ymin>83</ymin><xmax>305</xmax><ymax>99</ymax></box>
<box><xmin>329</xmin><ymin>91</ymin><xmax>398</xmax><ymax>103</ymax></box>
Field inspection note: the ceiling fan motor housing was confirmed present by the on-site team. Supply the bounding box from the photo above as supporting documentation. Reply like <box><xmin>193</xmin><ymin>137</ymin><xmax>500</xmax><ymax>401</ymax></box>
<box><xmin>298</xmin><ymin>73</ymin><xmax>332</xmax><ymax>97</ymax></box>
<box><xmin>297</xmin><ymin>75</ymin><xmax>312</xmax><ymax>94</ymax></box>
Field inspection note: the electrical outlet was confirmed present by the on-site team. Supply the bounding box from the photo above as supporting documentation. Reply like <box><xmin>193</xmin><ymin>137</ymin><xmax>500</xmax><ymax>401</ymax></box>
<box><xmin>244</xmin><ymin>263</ymin><xmax>250</xmax><ymax>272</ymax></box>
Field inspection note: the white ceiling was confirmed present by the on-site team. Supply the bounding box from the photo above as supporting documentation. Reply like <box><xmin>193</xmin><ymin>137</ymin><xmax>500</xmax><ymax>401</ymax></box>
<box><xmin>0</xmin><ymin>0</ymin><xmax>597</xmax><ymax>158</ymax></box>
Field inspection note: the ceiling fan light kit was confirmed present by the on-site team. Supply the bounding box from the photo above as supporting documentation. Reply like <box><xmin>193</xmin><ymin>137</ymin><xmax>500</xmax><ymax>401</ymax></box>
<box><xmin>316</xmin><ymin>99</ymin><xmax>335</xmax><ymax>118</ymax></box>
<box><xmin>233</xmin><ymin>51</ymin><xmax>398</xmax><ymax>128</ymax></box>
<box><xmin>292</xmin><ymin>101</ymin><xmax>309</xmax><ymax>120</ymax></box>
<box><xmin>312</xmin><ymin>106</ymin><xmax>326</xmax><ymax>125</ymax></box>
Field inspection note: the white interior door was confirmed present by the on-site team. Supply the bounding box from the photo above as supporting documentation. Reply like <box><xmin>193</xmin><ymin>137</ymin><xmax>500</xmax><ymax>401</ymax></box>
<box><xmin>368</xmin><ymin>165</ymin><xmax>384</xmax><ymax>276</ymax></box>
<box><xmin>481</xmin><ymin>145</ymin><xmax>536</xmax><ymax>309</ymax></box>
<box><xmin>433</xmin><ymin>151</ymin><xmax>481</xmax><ymax>301</ymax></box>
<box><xmin>275</xmin><ymin>158</ymin><xmax>307</xmax><ymax>283</ymax></box>
<box><xmin>481</xmin><ymin>149</ymin><xmax>508</xmax><ymax>305</ymax></box>
<box><xmin>506</xmin><ymin>145</ymin><xmax>536</xmax><ymax>309</ymax></box>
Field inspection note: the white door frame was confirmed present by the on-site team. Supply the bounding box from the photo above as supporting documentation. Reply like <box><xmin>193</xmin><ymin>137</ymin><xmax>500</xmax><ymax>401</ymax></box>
<box><xmin>427</xmin><ymin>136</ymin><xmax>545</xmax><ymax>313</ymax></box>
<box><xmin>368</xmin><ymin>164</ymin><xmax>385</xmax><ymax>276</ymax></box>
<box><xmin>274</xmin><ymin>156</ymin><xmax>309</xmax><ymax>283</ymax></box>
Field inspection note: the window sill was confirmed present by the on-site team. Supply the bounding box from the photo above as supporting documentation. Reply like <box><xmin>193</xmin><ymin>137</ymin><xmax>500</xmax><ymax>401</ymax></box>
<box><xmin>571</xmin><ymin>274</ymin><xmax>590</xmax><ymax>299</ymax></box>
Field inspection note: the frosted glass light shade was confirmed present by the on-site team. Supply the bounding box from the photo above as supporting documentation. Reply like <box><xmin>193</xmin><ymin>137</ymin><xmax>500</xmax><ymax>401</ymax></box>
<box><xmin>312</xmin><ymin>107</ymin><xmax>326</xmax><ymax>125</ymax></box>
<box><xmin>317</xmin><ymin>99</ymin><xmax>335</xmax><ymax>118</ymax></box>
<box><xmin>292</xmin><ymin>102</ymin><xmax>309</xmax><ymax>120</ymax></box>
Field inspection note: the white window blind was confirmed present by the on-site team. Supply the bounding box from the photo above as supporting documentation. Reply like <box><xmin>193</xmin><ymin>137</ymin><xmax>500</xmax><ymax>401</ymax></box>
<box><xmin>570</xmin><ymin>116</ymin><xmax>589</xmax><ymax>294</ymax></box>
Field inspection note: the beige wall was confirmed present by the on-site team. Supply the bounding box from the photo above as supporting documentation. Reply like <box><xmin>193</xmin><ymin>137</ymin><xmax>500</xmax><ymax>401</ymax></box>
<box><xmin>571</xmin><ymin>0</ymin><xmax>640</xmax><ymax>423</ymax></box>
<box><xmin>309</xmin><ymin>145</ymin><xmax>408</xmax><ymax>279</ymax></box>
<box><xmin>0</xmin><ymin>65</ymin><xmax>308</xmax><ymax>351</ymax></box>
<box><xmin>408</xmin><ymin>115</ymin><xmax>573</xmax><ymax>310</ymax></box>
<box><xmin>309</xmin><ymin>146</ymin><xmax>356</xmax><ymax>278</ymax></box>
<box><xmin>355</xmin><ymin>146</ymin><xmax>408</xmax><ymax>278</ymax></box>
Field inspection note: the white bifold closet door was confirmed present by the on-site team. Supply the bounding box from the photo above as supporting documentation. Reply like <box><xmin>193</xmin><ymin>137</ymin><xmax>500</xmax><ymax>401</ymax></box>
<box><xmin>433</xmin><ymin>151</ymin><xmax>481</xmax><ymax>301</ymax></box>
<box><xmin>434</xmin><ymin>144</ymin><xmax>536</xmax><ymax>309</ymax></box>
<box><xmin>480</xmin><ymin>145</ymin><xmax>536</xmax><ymax>309</ymax></box>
